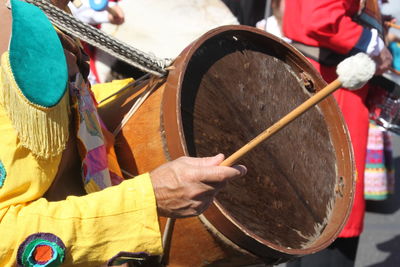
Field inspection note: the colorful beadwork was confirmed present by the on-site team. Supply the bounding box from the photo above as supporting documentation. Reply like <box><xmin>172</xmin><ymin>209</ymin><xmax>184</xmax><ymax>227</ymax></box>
<box><xmin>364</xmin><ymin>122</ymin><xmax>395</xmax><ymax>200</ymax></box>
<box><xmin>69</xmin><ymin>73</ymin><xmax>123</xmax><ymax>194</ymax></box>
<box><xmin>17</xmin><ymin>233</ymin><xmax>66</xmax><ymax>267</ymax></box>
<box><xmin>0</xmin><ymin>160</ymin><xmax>6</xmax><ymax>188</ymax></box>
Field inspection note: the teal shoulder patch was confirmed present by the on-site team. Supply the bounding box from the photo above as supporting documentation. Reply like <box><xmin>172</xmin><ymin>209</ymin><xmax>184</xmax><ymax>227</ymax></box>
<box><xmin>9</xmin><ymin>0</ymin><xmax>68</xmax><ymax>108</ymax></box>
<box><xmin>0</xmin><ymin>160</ymin><xmax>6</xmax><ymax>188</ymax></box>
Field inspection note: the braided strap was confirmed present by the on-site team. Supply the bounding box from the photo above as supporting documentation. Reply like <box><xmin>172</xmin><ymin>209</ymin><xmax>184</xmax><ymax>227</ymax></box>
<box><xmin>25</xmin><ymin>0</ymin><xmax>171</xmax><ymax>76</ymax></box>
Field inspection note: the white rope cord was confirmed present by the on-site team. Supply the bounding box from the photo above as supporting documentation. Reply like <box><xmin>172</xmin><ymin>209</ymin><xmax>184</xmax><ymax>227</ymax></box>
<box><xmin>98</xmin><ymin>73</ymin><xmax>150</xmax><ymax>105</ymax></box>
<box><xmin>112</xmin><ymin>77</ymin><xmax>162</xmax><ymax>137</ymax></box>
<box><xmin>120</xmin><ymin>168</ymin><xmax>135</xmax><ymax>179</ymax></box>
<box><xmin>25</xmin><ymin>0</ymin><xmax>172</xmax><ymax>76</ymax></box>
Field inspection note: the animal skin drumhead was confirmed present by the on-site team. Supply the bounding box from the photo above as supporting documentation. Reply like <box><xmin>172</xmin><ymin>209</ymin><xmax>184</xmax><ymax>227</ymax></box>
<box><xmin>163</xmin><ymin>26</ymin><xmax>354</xmax><ymax>260</ymax></box>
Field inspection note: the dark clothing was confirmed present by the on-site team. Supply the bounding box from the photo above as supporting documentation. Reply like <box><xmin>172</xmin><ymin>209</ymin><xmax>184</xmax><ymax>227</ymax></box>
<box><xmin>287</xmin><ymin>237</ymin><xmax>360</xmax><ymax>267</ymax></box>
<box><xmin>221</xmin><ymin>0</ymin><xmax>266</xmax><ymax>26</ymax></box>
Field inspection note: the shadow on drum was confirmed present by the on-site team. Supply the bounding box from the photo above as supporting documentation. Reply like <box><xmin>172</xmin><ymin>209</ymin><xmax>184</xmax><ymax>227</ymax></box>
<box><xmin>98</xmin><ymin>77</ymin><xmax>166</xmax><ymax>176</ymax></box>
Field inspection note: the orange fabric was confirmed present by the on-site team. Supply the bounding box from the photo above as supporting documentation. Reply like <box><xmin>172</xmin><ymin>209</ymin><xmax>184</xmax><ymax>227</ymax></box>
<box><xmin>89</xmin><ymin>83</ymin><xmax>124</xmax><ymax>184</ymax></box>
<box><xmin>33</xmin><ymin>245</ymin><xmax>53</xmax><ymax>262</ymax></box>
<box><xmin>102</xmin><ymin>124</ymin><xmax>124</xmax><ymax>182</ymax></box>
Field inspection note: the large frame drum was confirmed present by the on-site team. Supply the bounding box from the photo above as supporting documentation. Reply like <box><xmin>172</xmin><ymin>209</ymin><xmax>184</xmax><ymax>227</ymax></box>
<box><xmin>99</xmin><ymin>25</ymin><xmax>355</xmax><ymax>266</ymax></box>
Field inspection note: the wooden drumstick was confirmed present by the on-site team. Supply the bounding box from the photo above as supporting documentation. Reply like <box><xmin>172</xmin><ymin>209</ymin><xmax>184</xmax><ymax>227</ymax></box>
<box><xmin>385</xmin><ymin>21</ymin><xmax>400</xmax><ymax>30</ymax></box>
<box><xmin>221</xmin><ymin>53</ymin><xmax>376</xmax><ymax>167</ymax></box>
<box><xmin>390</xmin><ymin>67</ymin><xmax>400</xmax><ymax>76</ymax></box>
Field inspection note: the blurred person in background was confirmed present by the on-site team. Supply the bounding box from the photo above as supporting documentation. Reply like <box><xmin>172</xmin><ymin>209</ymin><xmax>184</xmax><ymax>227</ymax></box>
<box><xmin>283</xmin><ymin>0</ymin><xmax>392</xmax><ymax>266</ymax></box>
<box><xmin>255</xmin><ymin>0</ymin><xmax>290</xmax><ymax>43</ymax></box>
<box><xmin>69</xmin><ymin>0</ymin><xmax>125</xmax><ymax>84</ymax></box>
<box><xmin>222</xmin><ymin>0</ymin><xmax>266</xmax><ymax>26</ymax></box>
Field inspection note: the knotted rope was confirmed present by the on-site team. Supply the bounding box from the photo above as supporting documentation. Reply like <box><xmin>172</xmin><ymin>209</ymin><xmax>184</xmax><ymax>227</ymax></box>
<box><xmin>25</xmin><ymin>0</ymin><xmax>172</xmax><ymax>77</ymax></box>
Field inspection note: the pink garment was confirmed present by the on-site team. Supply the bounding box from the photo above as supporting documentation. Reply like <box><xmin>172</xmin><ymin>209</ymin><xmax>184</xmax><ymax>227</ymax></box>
<box><xmin>364</xmin><ymin>122</ymin><xmax>395</xmax><ymax>200</ymax></box>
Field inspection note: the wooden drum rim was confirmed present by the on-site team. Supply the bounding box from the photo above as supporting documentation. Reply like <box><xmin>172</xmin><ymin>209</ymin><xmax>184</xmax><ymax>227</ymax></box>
<box><xmin>161</xmin><ymin>25</ymin><xmax>355</xmax><ymax>261</ymax></box>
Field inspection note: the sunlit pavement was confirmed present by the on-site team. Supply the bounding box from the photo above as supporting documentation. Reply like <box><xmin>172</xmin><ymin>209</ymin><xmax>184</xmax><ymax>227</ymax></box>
<box><xmin>355</xmin><ymin>133</ymin><xmax>400</xmax><ymax>267</ymax></box>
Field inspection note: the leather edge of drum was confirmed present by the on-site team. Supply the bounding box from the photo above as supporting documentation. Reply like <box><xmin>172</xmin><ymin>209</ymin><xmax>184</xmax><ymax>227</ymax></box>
<box><xmin>198</xmin><ymin>214</ymin><xmax>287</xmax><ymax>265</ymax></box>
<box><xmin>198</xmin><ymin>214</ymin><xmax>258</xmax><ymax>256</ymax></box>
<box><xmin>171</xmin><ymin>24</ymin><xmax>351</xmax><ymax>255</ymax></box>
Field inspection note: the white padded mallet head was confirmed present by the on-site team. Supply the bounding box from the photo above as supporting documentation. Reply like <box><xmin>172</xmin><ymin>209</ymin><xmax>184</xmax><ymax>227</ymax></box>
<box><xmin>336</xmin><ymin>53</ymin><xmax>376</xmax><ymax>90</ymax></box>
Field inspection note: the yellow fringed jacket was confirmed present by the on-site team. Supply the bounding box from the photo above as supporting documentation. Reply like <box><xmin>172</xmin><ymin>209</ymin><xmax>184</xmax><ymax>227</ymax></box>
<box><xmin>0</xmin><ymin>66</ymin><xmax>162</xmax><ymax>266</ymax></box>
<box><xmin>0</xmin><ymin>1</ymin><xmax>162</xmax><ymax>264</ymax></box>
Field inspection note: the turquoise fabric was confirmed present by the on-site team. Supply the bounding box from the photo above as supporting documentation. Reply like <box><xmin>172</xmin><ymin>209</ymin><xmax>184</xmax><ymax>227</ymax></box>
<box><xmin>23</xmin><ymin>239</ymin><xmax>64</xmax><ymax>267</ymax></box>
<box><xmin>9</xmin><ymin>0</ymin><xmax>68</xmax><ymax>108</ymax></box>
<box><xmin>0</xmin><ymin>160</ymin><xmax>6</xmax><ymax>188</ymax></box>
<box><xmin>389</xmin><ymin>42</ymin><xmax>400</xmax><ymax>72</ymax></box>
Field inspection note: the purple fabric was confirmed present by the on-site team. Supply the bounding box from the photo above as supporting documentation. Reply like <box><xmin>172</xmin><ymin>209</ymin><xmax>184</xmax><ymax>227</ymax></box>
<box><xmin>85</xmin><ymin>145</ymin><xmax>108</xmax><ymax>174</ymax></box>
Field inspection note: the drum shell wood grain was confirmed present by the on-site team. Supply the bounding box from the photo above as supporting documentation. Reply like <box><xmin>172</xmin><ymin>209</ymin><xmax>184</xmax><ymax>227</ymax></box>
<box><xmin>99</xmin><ymin>79</ymin><xmax>260</xmax><ymax>266</ymax></box>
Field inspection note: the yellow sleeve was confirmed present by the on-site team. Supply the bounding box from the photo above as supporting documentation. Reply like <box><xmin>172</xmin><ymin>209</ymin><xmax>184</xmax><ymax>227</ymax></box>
<box><xmin>0</xmin><ymin>100</ymin><xmax>162</xmax><ymax>266</ymax></box>
<box><xmin>0</xmin><ymin>175</ymin><xmax>162</xmax><ymax>267</ymax></box>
